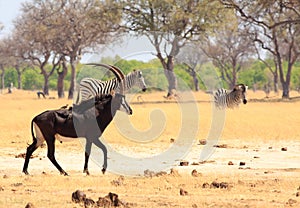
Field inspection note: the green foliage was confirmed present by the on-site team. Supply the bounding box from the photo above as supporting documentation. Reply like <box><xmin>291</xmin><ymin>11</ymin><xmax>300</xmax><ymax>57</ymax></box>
<box><xmin>4</xmin><ymin>68</ymin><xmax>18</xmax><ymax>88</ymax></box>
<box><xmin>22</xmin><ymin>68</ymin><xmax>43</xmax><ymax>90</ymax></box>
<box><xmin>239</xmin><ymin>60</ymin><xmax>268</xmax><ymax>89</ymax></box>
<box><xmin>76</xmin><ymin>64</ymin><xmax>107</xmax><ymax>82</ymax></box>
<box><xmin>197</xmin><ymin>62</ymin><xmax>224</xmax><ymax>90</ymax></box>
<box><xmin>2</xmin><ymin>56</ymin><xmax>300</xmax><ymax>93</ymax></box>
<box><xmin>174</xmin><ymin>64</ymin><xmax>193</xmax><ymax>90</ymax></box>
<box><xmin>291</xmin><ymin>63</ymin><xmax>300</xmax><ymax>89</ymax></box>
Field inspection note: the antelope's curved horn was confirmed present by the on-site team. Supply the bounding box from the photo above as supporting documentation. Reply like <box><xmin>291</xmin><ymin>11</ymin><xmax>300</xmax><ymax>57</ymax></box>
<box><xmin>85</xmin><ymin>63</ymin><xmax>124</xmax><ymax>81</ymax></box>
<box><xmin>85</xmin><ymin>63</ymin><xmax>125</xmax><ymax>94</ymax></box>
<box><xmin>108</xmin><ymin>64</ymin><xmax>125</xmax><ymax>95</ymax></box>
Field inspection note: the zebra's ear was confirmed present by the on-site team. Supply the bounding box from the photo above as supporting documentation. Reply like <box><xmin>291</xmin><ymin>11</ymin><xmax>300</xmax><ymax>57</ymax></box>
<box><xmin>236</xmin><ymin>84</ymin><xmax>246</xmax><ymax>92</ymax></box>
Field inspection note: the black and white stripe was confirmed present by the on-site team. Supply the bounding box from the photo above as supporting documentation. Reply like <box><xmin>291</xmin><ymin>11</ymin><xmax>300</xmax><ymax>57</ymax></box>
<box><xmin>79</xmin><ymin>69</ymin><xmax>146</xmax><ymax>102</ymax></box>
<box><xmin>214</xmin><ymin>84</ymin><xmax>248</xmax><ymax>109</ymax></box>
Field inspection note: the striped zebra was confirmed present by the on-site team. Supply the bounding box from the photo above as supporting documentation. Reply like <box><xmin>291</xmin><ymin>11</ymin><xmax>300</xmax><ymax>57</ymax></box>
<box><xmin>78</xmin><ymin>64</ymin><xmax>147</xmax><ymax>102</ymax></box>
<box><xmin>214</xmin><ymin>84</ymin><xmax>248</xmax><ymax>109</ymax></box>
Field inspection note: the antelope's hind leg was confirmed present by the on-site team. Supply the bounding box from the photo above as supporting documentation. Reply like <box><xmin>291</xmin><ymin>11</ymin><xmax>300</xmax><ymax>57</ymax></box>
<box><xmin>83</xmin><ymin>140</ymin><xmax>92</xmax><ymax>175</ymax></box>
<box><xmin>92</xmin><ymin>139</ymin><xmax>107</xmax><ymax>174</ymax></box>
<box><xmin>45</xmin><ymin>136</ymin><xmax>68</xmax><ymax>176</ymax></box>
<box><xmin>22</xmin><ymin>139</ymin><xmax>39</xmax><ymax>175</ymax></box>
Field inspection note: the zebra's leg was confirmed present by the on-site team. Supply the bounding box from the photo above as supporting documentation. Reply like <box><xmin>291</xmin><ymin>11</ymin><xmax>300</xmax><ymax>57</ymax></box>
<box><xmin>83</xmin><ymin>140</ymin><xmax>92</xmax><ymax>175</ymax></box>
<box><xmin>45</xmin><ymin>136</ymin><xmax>68</xmax><ymax>176</ymax></box>
<box><xmin>92</xmin><ymin>139</ymin><xmax>107</xmax><ymax>174</ymax></box>
<box><xmin>22</xmin><ymin>139</ymin><xmax>38</xmax><ymax>175</ymax></box>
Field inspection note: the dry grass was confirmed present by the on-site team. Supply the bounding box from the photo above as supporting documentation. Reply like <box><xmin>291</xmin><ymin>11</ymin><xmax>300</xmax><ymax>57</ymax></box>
<box><xmin>0</xmin><ymin>89</ymin><xmax>300</xmax><ymax>208</ymax></box>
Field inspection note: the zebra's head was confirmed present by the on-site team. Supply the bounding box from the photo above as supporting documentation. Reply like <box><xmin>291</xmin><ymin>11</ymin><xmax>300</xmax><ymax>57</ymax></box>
<box><xmin>234</xmin><ymin>84</ymin><xmax>248</xmax><ymax>105</ymax></box>
<box><xmin>132</xmin><ymin>70</ymin><xmax>147</xmax><ymax>92</ymax></box>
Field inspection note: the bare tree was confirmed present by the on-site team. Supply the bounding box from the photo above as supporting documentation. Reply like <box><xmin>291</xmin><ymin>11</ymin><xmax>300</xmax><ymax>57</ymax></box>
<box><xmin>0</xmin><ymin>37</ymin><xmax>16</xmax><ymax>92</ymax></box>
<box><xmin>221</xmin><ymin>0</ymin><xmax>300</xmax><ymax>98</ymax></box>
<box><xmin>122</xmin><ymin>0</ymin><xmax>225</xmax><ymax>97</ymax></box>
<box><xmin>201</xmin><ymin>14</ymin><xmax>255</xmax><ymax>88</ymax></box>
<box><xmin>13</xmin><ymin>0</ymin><xmax>122</xmax><ymax>98</ymax></box>
<box><xmin>176</xmin><ymin>43</ymin><xmax>208</xmax><ymax>91</ymax></box>
<box><xmin>54</xmin><ymin>0</ymin><xmax>122</xmax><ymax>99</ymax></box>
<box><xmin>3</xmin><ymin>36</ymin><xmax>33</xmax><ymax>89</ymax></box>
<box><xmin>13</xmin><ymin>1</ymin><xmax>64</xmax><ymax>95</ymax></box>
<box><xmin>255</xmin><ymin>46</ymin><xmax>279</xmax><ymax>93</ymax></box>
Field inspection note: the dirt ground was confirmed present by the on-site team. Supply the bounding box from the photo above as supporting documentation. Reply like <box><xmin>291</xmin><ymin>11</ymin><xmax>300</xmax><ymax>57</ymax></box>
<box><xmin>0</xmin><ymin>89</ymin><xmax>300</xmax><ymax>208</ymax></box>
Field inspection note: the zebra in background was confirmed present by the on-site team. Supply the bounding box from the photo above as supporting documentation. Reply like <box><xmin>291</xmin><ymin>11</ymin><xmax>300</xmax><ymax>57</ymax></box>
<box><xmin>77</xmin><ymin>64</ymin><xmax>147</xmax><ymax>103</ymax></box>
<box><xmin>214</xmin><ymin>84</ymin><xmax>248</xmax><ymax>109</ymax></box>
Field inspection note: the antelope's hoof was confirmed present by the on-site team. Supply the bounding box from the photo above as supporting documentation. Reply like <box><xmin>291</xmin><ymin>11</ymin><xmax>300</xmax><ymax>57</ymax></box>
<box><xmin>61</xmin><ymin>171</ymin><xmax>69</xmax><ymax>176</ymax></box>
<box><xmin>83</xmin><ymin>169</ymin><xmax>90</xmax><ymax>176</ymax></box>
<box><xmin>101</xmin><ymin>168</ymin><xmax>106</xmax><ymax>174</ymax></box>
<box><xmin>23</xmin><ymin>170</ymin><xmax>29</xmax><ymax>175</ymax></box>
<box><xmin>243</xmin><ymin>99</ymin><xmax>247</xmax><ymax>104</ymax></box>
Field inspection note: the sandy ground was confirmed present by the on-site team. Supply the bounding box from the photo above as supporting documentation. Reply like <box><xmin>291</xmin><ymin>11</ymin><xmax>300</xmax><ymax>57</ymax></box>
<box><xmin>0</xmin><ymin>89</ymin><xmax>300</xmax><ymax>208</ymax></box>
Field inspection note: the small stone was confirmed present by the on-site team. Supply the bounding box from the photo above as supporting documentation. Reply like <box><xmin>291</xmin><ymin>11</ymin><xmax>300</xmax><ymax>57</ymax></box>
<box><xmin>296</xmin><ymin>192</ymin><xmax>299</xmax><ymax>197</ymax></box>
<box><xmin>84</xmin><ymin>198</ymin><xmax>95</xmax><ymax>207</ymax></box>
<box><xmin>220</xmin><ymin>182</ymin><xmax>229</xmax><ymax>189</ymax></box>
<box><xmin>202</xmin><ymin>182</ymin><xmax>210</xmax><ymax>188</ymax></box>
<box><xmin>239</xmin><ymin>162</ymin><xmax>246</xmax><ymax>166</ymax></box>
<box><xmin>191</xmin><ymin>169</ymin><xmax>201</xmax><ymax>177</ymax></box>
<box><xmin>170</xmin><ymin>138</ymin><xmax>175</xmax><ymax>143</ymax></box>
<box><xmin>287</xmin><ymin>198</ymin><xmax>297</xmax><ymax>205</ymax></box>
<box><xmin>199</xmin><ymin>140</ymin><xmax>207</xmax><ymax>145</ymax></box>
<box><xmin>213</xmin><ymin>144</ymin><xmax>228</xmax><ymax>148</ymax></box>
<box><xmin>144</xmin><ymin>169</ymin><xmax>156</xmax><ymax>177</ymax></box>
<box><xmin>228</xmin><ymin>161</ymin><xmax>234</xmax><ymax>165</ymax></box>
<box><xmin>25</xmin><ymin>202</ymin><xmax>35</xmax><ymax>208</ymax></box>
<box><xmin>72</xmin><ymin>190</ymin><xmax>86</xmax><ymax>203</ymax></box>
<box><xmin>179</xmin><ymin>188</ymin><xmax>188</xmax><ymax>196</ymax></box>
<box><xmin>179</xmin><ymin>161</ymin><xmax>189</xmax><ymax>166</ymax></box>
<box><xmin>210</xmin><ymin>181</ymin><xmax>220</xmax><ymax>188</ymax></box>
<box><xmin>281</xmin><ymin>147</ymin><xmax>287</xmax><ymax>151</ymax></box>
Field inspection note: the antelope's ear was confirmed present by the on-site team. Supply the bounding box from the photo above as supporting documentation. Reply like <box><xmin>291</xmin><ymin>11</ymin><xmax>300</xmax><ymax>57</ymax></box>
<box><xmin>110</xmin><ymin>90</ymin><xmax>116</xmax><ymax>97</ymax></box>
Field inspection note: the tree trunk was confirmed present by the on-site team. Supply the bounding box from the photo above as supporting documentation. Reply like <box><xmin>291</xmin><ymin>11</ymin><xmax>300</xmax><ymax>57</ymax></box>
<box><xmin>231</xmin><ymin>64</ymin><xmax>237</xmax><ymax>88</ymax></box>
<box><xmin>281</xmin><ymin>65</ymin><xmax>292</xmax><ymax>99</ymax></box>
<box><xmin>273</xmin><ymin>71</ymin><xmax>279</xmax><ymax>94</ymax></box>
<box><xmin>191</xmin><ymin>70</ymin><xmax>199</xmax><ymax>91</ymax></box>
<box><xmin>57</xmin><ymin>59</ymin><xmax>68</xmax><ymax>98</ymax></box>
<box><xmin>0</xmin><ymin>67</ymin><xmax>4</xmax><ymax>92</ymax></box>
<box><xmin>68</xmin><ymin>58</ymin><xmax>76</xmax><ymax>100</ymax></box>
<box><xmin>17</xmin><ymin>70</ymin><xmax>22</xmax><ymax>89</ymax></box>
<box><xmin>156</xmin><ymin>53</ymin><xmax>178</xmax><ymax>97</ymax></box>
<box><xmin>57</xmin><ymin>74</ymin><xmax>65</xmax><ymax>98</ymax></box>
<box><xmin>282</xmin><ymin>82</ymin><xmax>289</xmax><ymax>99</ymax></box>
<box><xmin>164</xmin><ymin>68</ymin><xmax>177</xmax><ymax>96</ymax></box>
<box><xmin>165</xmin><ymin>56</ymin><xmax>177</xmax><ymax>96</ymax></box>
<box><xmin>43</xmin><ymin>76</ymin><xmax>49</xmax><ymax>96</ymax></box>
